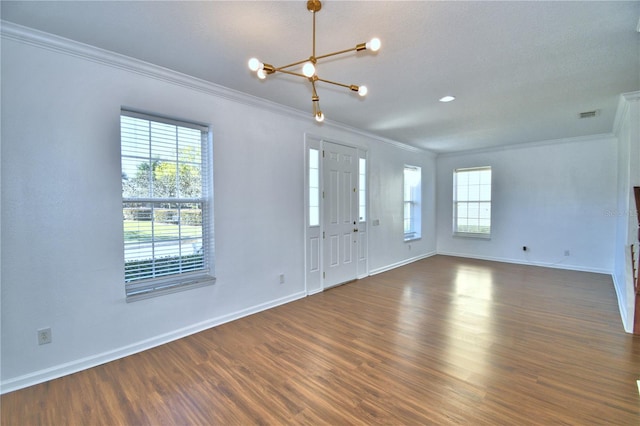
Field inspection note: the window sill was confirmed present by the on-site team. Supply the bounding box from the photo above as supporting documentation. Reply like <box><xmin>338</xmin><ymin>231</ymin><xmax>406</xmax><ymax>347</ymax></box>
<box><xmin>404</xmin><ymin>235</ymin><xmax>422</xmax><ymax>242</ymax></box>
<box><xmin>126</xmin><ymin>274</ymin><xmax>216</xmax><ymax>303</ymax></box>
<box><xmin>453</xmin><ymin>232</ymin><xmax>491</xmax><ymax>240</ymax></box>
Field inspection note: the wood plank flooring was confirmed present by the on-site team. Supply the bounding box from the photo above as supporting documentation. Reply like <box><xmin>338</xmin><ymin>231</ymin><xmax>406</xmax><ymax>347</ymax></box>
<box><xmin>3</xmin><ymin>255</ymin><xmax>640</xmax><ymax>425</ymax></box>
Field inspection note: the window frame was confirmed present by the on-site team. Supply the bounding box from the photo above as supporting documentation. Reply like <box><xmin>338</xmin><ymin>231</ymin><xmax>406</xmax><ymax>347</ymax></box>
<box><xmin>452</xmin><ymin>166</ymin><xmax>492</xmax><ymax>239</ymax></box>
<box><xmin>403</xmin><ymin>165</ymin><xmax>422</xmax><ymax>242</ymax></box>
<box><xmin>121</xmin><ymin>109</ymin><xmax>215</xmax><ymax>302</ymax></box>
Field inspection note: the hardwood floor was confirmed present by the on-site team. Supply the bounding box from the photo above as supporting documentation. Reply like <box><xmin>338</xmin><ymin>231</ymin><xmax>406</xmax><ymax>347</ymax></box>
<box><xmin>3</xmin><ymin>255</ymin><xmax>639</xmax><ymax>425</ymax></box>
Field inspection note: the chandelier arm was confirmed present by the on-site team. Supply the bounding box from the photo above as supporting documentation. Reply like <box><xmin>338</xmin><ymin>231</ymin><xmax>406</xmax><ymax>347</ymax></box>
<box><xmin>276</xmin><ymin>58</ymin><xmax>312</xmax><ymax>71</ymax></box>
<box><xmin>275</xmin><ymin>69</ymin><xmax>308</xmax><ymax>79</ymax></box>
<box><xmin>314</xmin><ymin>46</ymin><xmax>360</xmax><ymax>61</ymax></box>
<box><xmin>315</xmin><ymin>77</ymin><xmax>352</xmax><ymax>90</ymax></box>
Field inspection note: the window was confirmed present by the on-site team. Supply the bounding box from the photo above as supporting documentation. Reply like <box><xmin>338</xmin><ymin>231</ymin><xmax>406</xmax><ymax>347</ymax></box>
<box><xmin>121</xmin><ymin>110</ymin><xmax>214</xmax><ymax>301</ymax></box>
<box><xmin>453</xmin><ymin>166</ymin><xmax>491</xmax><ymax>237</ymax></box>
<box><xmin>308</xmin><ymin>148</ymin><xmax>320</xmax><ymax>227</ymax></box>
<box><xmin>359</xmin><ymin>157</ymin><xmax>366</xmax><ymax>222</ymax></box>
<box><xmin>403</xmin><ymin>165</ymin><xmax>422</xmax><ymax>241</ymax></box>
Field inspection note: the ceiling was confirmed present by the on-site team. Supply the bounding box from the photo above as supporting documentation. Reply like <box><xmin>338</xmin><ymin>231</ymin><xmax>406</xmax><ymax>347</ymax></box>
<box><xmin>2</xmin><ymin>1</ymin><xmax>639</xmax><ymax>153</ymax></box>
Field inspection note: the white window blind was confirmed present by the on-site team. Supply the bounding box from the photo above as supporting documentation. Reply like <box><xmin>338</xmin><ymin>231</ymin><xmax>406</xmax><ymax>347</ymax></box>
<box><xmin>453</xmin><ymin>166</ymin><xmax>492</xmax><ymax>237</ymax></box>
<box><xmin>121</xmin><ymin>110</ymin><xmax>214</xmax><ymax>301</ymax></box>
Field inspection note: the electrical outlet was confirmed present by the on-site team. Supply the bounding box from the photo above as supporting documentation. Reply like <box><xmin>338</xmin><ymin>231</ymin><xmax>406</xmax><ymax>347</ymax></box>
<box><xmin>37</xmin><ymin>328</ymin><xmax>52</xmax><ymax>345</ymax></box>
<box><xmin>564</xmin><ymin>250</ymin><xmax>570</xmax><ymax>256</ymax></box>
<box><xmin>279</xmin><ymin>273</ymin><xmax>285</xmax><ymax>284</ymax></box>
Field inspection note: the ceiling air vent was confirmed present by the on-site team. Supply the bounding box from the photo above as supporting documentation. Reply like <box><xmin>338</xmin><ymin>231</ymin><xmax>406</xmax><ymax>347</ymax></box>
<box><xmin>578</xmin><ymin>110</ymin><xmax>599</xmax><ymax>119</ymax></box>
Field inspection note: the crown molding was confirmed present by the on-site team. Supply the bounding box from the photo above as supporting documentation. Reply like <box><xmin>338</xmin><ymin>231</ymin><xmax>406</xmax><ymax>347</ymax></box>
<box><xmin>613</xmin><ymin>90</ymin><xmax>640</xmax><ymax>136</ymax></box>
<box><xmin>437</xmin><ymin>132</ymin><xmax>616</xmax><ymax>159</ymax></box>
<box><xmin>0</xmin><ymin>20</ymin><xmax>306</xmax><ymax>116</ymax></box>
<box><xmin>1</xmin><ymin>20</ymin><xmax>431</xmax><ymax>157</ymax></box>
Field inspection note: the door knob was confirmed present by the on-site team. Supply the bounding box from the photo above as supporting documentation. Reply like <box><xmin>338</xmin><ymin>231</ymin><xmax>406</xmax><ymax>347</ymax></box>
<box><xmin>353</xmin><ymin>228</ymin><xmax>359</xmax><ymax>232</ymax></box>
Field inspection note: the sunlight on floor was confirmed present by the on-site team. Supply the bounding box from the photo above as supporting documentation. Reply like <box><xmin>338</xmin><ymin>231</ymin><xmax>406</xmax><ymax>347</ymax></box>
<box><xmin>440</xmin><ymin>266</ymin><xmax>497</xmax><ymax>385</ymax></box>
<box><xmin>455</xmin><ymin>267</ymin><xmax>494</xmax><ymax>302</ymax></box>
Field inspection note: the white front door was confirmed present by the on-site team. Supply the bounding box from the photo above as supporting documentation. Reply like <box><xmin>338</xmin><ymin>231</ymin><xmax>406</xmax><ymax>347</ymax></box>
<box><xmin>323</xmin><ymin>142</ymin><xmax>358</xmax><ymax>288</ymax></box>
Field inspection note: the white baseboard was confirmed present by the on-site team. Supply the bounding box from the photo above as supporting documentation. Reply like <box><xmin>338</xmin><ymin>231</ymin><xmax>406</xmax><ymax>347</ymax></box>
<box><xmin>436</xmin><ymin>251</ymin><xmax>612</xmax><ymax>275</ymax></box>
<box><xmin>1</xmin><ymin>291</ymin><xmax>307</xmax><ymax>394</ymax></box>
<box><xmin>369</xmin><ymin>251</ymin><xmax>437</xmax><ymax>276</ymax></box>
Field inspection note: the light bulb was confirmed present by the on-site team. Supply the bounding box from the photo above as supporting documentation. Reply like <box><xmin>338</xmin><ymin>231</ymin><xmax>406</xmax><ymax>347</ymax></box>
<box><xmin>315</xmin><ymin>111</ymin><xmax>325</xmax><ymax>122</ymax></box>
<box><xmin>366</xmin><ymin>38</ymin><xmax>381</xmax><ymax>52</ymax></box>
<box><xmin>248</xmin><ymin>57</ymin><xmax>261</xmax><ymax>72</ymax></box>
<box><xmin>302</xmin><ymin>62</ymin><xmax>316</xmax><ymax>78</ymax></box>
<box><xmin>358</xmin><ymin>85</ymin><xmax>368</xmax><ymax>97</ymax></box>
<box><xmin>257</xmin><ymin>69</ymin><xmax>266</xmax><ymax>80</ymax></box>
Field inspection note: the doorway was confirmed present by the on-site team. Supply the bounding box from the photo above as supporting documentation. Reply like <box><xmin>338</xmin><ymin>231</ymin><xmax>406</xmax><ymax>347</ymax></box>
<box><xmin>305</xmin><ymin>135</ymin><xmax>367</xmax><ymax>294</ymax></box>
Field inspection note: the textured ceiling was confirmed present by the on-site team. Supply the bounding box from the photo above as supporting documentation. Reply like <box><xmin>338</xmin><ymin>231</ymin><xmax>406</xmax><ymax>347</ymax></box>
<box><xmin>2</xmin><ymin>1</ymin><xmax>639</xmax><ymax>153</ymax></box>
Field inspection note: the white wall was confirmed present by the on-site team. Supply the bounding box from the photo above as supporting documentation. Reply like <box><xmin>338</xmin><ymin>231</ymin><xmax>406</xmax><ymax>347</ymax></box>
<box><xmin>368</xmin><ymin>141</ymin><xmax>437</xmax><ymax>274</ymax></box>
<box><xmin>0</xmin><ymin>26</ymin><xmax>436</xmax><ymax>392</ymax></box>
<box><xmin>436</xmin><ymin>135</ymin><xmax>618</xmax><ymax>273</ymax></box>
<box><xmin>612</xmin><ymin>92</ymin><xmax>640</xmax><ymax>332</ymax></box>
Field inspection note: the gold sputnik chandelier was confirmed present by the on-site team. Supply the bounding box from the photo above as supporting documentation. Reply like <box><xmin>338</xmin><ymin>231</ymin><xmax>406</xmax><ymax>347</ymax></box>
<box><xmin>248</xmin><ymin>0</ymin><xmax>381</xmax><ymax>122</ymax></box>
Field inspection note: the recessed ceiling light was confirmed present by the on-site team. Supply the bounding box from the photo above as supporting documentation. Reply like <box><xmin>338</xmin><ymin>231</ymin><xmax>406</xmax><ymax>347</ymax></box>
<box><xmin>439</xmin><ymin>96</ymin><xmax>456</xmax><ymax>103</ymax></box>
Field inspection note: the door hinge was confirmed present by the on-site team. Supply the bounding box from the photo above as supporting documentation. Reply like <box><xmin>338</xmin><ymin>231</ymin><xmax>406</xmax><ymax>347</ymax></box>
<box><xmin>322</xmin><ymin>191</ymin><xmax>325</xmax><ymax>199</ymax></box>
<box><xmin>322</xmin><ymin>150</ymin><xmax>325</xmax><ymax>158</ymax></box>
<box><xmin>323</xmin><ymin>231</ymin><xmax>325</xmax><ymax>239</ymax></box>
<box><xmin>353</xmin><ymin>187</ymin><xmax>357</xmax><ymax>192</ymax></box>
<box><xmin>323</xmin><ymin>272</ymin><xmax>325</xmax><ymax>279</ymax></box>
